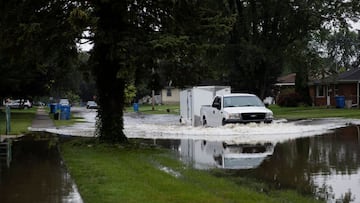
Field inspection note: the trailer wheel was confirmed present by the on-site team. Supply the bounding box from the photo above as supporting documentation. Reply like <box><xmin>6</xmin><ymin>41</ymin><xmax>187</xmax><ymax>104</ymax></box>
<box><xmin>202</xmin><ymin>117</ymin><xmax>207</xmax><ymax>126</ymax></box>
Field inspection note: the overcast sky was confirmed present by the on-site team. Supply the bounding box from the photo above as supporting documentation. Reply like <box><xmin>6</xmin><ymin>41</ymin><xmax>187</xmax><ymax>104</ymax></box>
<box><xmin>349</xmin><ymin>20</ymin><xmax>360</xmax><ymax>31</ymax></box>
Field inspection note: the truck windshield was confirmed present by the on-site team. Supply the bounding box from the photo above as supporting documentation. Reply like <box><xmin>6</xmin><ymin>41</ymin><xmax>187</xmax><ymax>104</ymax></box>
<box><xmin>223</xmin><ymin>96</ymin><xmax>264</xmax><ymax>107</ymax></box>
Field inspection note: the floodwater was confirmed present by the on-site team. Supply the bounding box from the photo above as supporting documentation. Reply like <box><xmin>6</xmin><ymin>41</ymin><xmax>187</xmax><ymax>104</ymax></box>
<box><xmin>0</xmin><ymin>133</ymin><xmax>83</xmax><ymax>203</ymax></box>
<box><xmin>140</xmin><ymin>125</ymin><xmax>360</xmax><ymax>203</ymax></box>
<box><xmin>28</xmin><ymin>108</ymin><xmax>360</xmax><ymax>202</ymax></box>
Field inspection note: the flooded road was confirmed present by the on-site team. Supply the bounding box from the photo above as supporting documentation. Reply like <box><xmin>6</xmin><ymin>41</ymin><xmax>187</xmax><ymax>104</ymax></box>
<box><xmin>28</xmin><ymin>108</ymin><xmax>360</xmax><ymax>202</ymax></box>
<box><xmin>44</xmin><ymin>108</ymin><xmax>360</xmax><ymax>144</ymax></box>
<box><xmin>140</xmin><ymin>125</ymin><xmax>360</xmax><ymax>203</ymax></box>
<box><xmin>0</xmin><ymin>134</ymin><xmax>82</xmax><ymax>203</ymax></box>
<box><xmin>251</xmin><ymin>126</ymin><xmax>360</xmax><ymax>202</ymax></box>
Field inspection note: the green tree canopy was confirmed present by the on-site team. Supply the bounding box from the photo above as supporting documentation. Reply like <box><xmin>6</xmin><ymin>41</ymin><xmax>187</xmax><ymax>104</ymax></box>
<box><xmin>0</xmin><ymin>0</ymin><xmax>83</xmax><ymax>99</ymax></box>
<box><xmin>223</xmin><ymin>0</ymin><xmax>360</xmax><ymax>98</ymax></box>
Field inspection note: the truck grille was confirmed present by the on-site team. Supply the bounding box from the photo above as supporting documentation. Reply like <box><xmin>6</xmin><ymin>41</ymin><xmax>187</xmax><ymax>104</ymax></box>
<box><xmin>241</xmin><ymin>113</ymin><xmax>266</xmax><ymax>121</ymax></box>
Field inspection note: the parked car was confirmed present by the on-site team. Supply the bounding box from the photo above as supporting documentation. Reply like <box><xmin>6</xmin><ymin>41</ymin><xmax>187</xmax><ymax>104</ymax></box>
<box><xmin>34</xmin><ymin>101</ymin><xmax>46</xmax><ymax>106</ymax></box>
<box><xmin>6</xmin><ymin>99</ymin><xmax>32</xmax><ymax>109</ymax></box>
<box><xmin>86</xmin><ymin>101</ymin><xmax>98</xmax><ymax>109</ymax></box>
<box><xmin>59</xmin><ymin>98</ymin><xmax>70</xmax><ymax>106</ymax></box>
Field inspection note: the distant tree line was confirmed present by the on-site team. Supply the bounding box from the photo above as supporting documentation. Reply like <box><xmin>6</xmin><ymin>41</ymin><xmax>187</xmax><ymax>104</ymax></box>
<box><xmin>0</xmin><ymin>0</ymin><xmax>359</xmax><ymax>143</ymax></box>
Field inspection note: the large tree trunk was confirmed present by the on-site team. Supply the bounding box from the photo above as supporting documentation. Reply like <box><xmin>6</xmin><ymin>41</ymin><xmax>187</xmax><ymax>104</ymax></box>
<box><xmin>295</xmin><ymin>67</ymin><xmax>312</xmax><ymax>106</ymax></box>
<box><xmin>92</xmin><ymin>1</ymin><xmax>128</xmax><ymax>143</ymax></box>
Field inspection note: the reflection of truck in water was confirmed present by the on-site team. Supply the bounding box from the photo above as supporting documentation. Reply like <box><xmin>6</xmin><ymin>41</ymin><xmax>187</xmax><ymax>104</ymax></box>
<box><xmin>178</xmin><ymin>139</ymin><xmax>274</xmax><ymax>169</ymax></box>
<box><xmin>218</xmin><ymin>142</ymin><xmax>274</xmax><ymax>169</ymax></box>
<box><xmin>200</xmin><ymin>94</ymin><xmax>273</xmax><ymax>127</ymax></box>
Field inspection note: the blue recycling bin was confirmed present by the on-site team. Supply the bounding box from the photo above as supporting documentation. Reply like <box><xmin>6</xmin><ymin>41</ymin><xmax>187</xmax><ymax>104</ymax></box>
<box><xmin>60</xmin><ymin>105</ymin><xmax>71</xmax><ymax>120</ymax></box>
<box><xmin>133</xmin><ymin>103</ymin><xmax>139</xmax><ymax>112</ymax></box>
<box><xmin>335</xmin><ymin>96</ymin><xmax>345</xmax><ymax>108</ymax></box>
<box><xmin>50</xmin><ymin>103</ymin><xmax>57</xmax><ymax>114</ymax></box>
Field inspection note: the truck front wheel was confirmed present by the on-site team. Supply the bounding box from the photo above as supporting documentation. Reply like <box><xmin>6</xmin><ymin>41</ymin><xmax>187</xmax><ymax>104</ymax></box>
<box><xmin>222</xmin><ymin>119</ymin><xmax>226</xmax><ymax>126</ymax></box>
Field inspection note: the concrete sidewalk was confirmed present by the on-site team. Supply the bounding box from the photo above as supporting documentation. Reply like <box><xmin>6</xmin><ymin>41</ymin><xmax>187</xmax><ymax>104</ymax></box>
<box><xmin>31</xmin><ymin>107</ymin><xmax>55</xmax><ymax>129</ymax></box>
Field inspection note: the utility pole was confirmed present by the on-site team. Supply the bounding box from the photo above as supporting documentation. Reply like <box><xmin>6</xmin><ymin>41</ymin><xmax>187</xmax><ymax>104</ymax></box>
<box><xmin>151</xmin><ymin>68</ymin><xmax>155</xmax><ymax>111</ymax></box>
<box><xmin>5</xmin><ymin>105</ymin><xmax>10</xmax><ymax>135</ymax></box>
<box><xmin>152</xmin><ymin>89</ymin><xmax>155</xmax><ymax>111</ymax></box>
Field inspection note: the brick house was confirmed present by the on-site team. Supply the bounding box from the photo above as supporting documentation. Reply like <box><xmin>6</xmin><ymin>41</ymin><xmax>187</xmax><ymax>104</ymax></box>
<box><xmin>309</xmin><ymin>68</ymin><xmax>360</xmax><ymax>107</ymax></box>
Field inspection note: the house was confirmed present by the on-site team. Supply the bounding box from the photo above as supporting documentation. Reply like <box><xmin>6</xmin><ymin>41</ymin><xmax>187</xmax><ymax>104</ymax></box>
<box><xmin>275</xmin><ymin>73</ymin><xmax>296</xmax><ymax>88</ymax></box>
<box><xmin>309</xmin><ymin>68</ymin><xmax>360</xmax><ymax>107</ymax></box>
<box><xmin>272</xmin><ymin>73</ymin><xmax>296</xmax><ymax>104</ymax></box>
<box><xmin>160</xmin><ymin>86</ymin><xmax>180</xmax><ymax>105</ymax></box>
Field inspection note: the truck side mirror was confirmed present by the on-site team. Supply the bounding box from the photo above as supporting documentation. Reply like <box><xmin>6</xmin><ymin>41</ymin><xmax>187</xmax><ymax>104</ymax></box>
<box><xmin>212</xmin><ymin>102</ymin><xmax>221</xmax><ymax>110</ymax></box>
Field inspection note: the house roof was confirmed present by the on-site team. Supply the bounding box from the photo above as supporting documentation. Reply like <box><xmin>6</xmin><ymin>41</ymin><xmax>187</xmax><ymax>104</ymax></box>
<box><xmin>277</xmin><ymin>73</ymin><xmax>296</xmax><ymax>83</ymax></box>
<box><xmin>309</xmin><ymin>68</ymin><xmax>360</xmax><ymax>85</ymax></box>
<box><xmin>275</xmin><ymin>73</ymin><xmax>296</xmax><ymax>86</ymax></box>
<box><xmin>338</xmin><ymin>68</ymin><xmax>360</xmax><ymax>81</ymax></box>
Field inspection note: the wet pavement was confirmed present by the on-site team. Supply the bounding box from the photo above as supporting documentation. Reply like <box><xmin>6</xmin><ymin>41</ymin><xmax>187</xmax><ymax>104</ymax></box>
<box><xmin>0</xmin><ymin>108</ymin><xmax>83</xmax><ymax>203</ymax></box>
<box><xmin>0</xmin><ymin>134</ymin><xmax>83</xmax><ymax>203</ymax></box>
<box><xmin>31</xmin><ymin>107</ymin><xmax>55</xmax><ymax>129</ymax></box>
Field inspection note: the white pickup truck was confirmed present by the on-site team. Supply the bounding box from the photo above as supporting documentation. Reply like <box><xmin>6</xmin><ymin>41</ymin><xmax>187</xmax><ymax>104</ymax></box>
<box><xmin>200</xmin><ymin>93</ymin><xmax>273</xmax><ymax>127</ymax></box>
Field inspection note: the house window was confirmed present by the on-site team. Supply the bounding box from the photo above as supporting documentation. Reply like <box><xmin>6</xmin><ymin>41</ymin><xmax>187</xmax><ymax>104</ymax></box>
<box><xmin>166</xmin><ymin>88</ymin><xmax>172</xmax><ymax>97</ymax></box>
<box><xmin>316</xmin><ymin>85</ymin><xmax>325</xmax><ymax>97</ymax></box>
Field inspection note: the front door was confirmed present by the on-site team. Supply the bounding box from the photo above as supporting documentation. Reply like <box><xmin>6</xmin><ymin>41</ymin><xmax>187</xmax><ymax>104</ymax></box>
<box><xmin>209</xmin><ymin>96</ymin><xmax>222</xmax><ymax>126</ymax></box>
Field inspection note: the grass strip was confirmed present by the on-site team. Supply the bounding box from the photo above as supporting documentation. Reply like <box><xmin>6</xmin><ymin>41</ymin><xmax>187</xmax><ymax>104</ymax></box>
<box><xmin>125</xmin><ymin>104</ymin><xmax>179</xmax><ymax>115</ymax></box>
<box><xmin>61</xmin><ymin>138</ymin><xmax>321</xmax><ymax>203</ymax></box>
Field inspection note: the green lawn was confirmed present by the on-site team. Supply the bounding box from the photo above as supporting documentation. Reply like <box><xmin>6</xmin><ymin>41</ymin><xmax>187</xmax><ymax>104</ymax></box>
<box><xmin>61</xmin><ymin>139</ymin><xmax>321</xmax><ymax>203</ymax></box>
<box><xmin>0</xmin><ymin>107</ymin><xmax>37</xmax><ymax>135</ymax></box>
<box><xmin>269</xmin><ymin>105</ymin><xmax>360</xmax><ymax>120</ymax></box>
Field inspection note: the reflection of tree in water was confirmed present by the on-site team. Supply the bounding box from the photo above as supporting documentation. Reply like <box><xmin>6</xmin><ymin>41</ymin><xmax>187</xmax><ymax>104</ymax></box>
<box><xmin>317</xmin><ymin>185</ymin><xmax>354</xmax><ymax>203</ymax></box>
<box><xmin>253</xmin><ymin>136</ymin><xmax>316</xmax><ymax>193</ymax></box>
<box><xmin>316</xmin><ymin>183</ymin><xmax>335</xmax><ymax>201</ymax></box>
<box><xmin>310</xmin><ymin>126</ymin><xmax>360</xmax><ymax>173</ymax></box>
<box><xmin>233</xmin><ymin>125</ymin><xmax>360</xmax><ymax>202</ymax></box>
<box><xmin>0</xmin><ymin>134</ymin><xmax>80</xmax><ymax>203</ymax></box>
<box><xmin>339</xmin><ymin>191</ymin><xmax>355</xmax><ymax>203</ymax></box>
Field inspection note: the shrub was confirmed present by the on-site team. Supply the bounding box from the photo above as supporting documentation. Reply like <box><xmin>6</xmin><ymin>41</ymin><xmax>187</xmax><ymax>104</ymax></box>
<box><xmin>277</xmin><ymin>92</ymin><xmax>302</xmax><ymax>107</ymax></box>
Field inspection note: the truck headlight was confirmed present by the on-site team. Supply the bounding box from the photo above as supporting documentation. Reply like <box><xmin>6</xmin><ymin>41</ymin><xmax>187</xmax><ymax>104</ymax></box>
<box><xmin>265</xmin><ymin>112</ymin><xmax>273</xmax><ymax>119</ymax></box>
<box><xmin>228</xmin><ymin>113</ymin><xmax>241</xmax><ymax>119</ymax></box>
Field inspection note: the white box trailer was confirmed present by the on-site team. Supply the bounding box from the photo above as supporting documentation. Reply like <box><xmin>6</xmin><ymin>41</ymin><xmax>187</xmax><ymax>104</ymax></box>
<box><xmin>180</xmin><ymin>86</ymin><xmax>231</xmax><ymax>126</ymax></box>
